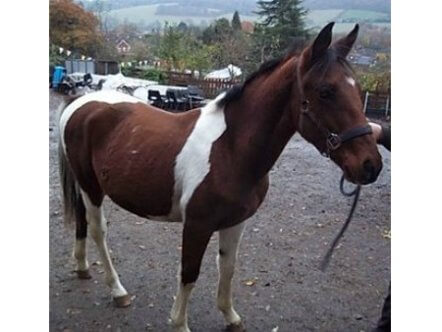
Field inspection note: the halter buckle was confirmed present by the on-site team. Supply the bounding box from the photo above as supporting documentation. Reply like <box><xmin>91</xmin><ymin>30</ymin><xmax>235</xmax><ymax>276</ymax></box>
<box><xmin>327</xmin><ymin>133</ymin><xmax>342</xmax><ymax>151</ymax></box>
<box><xmin>301</xmin><ymin>100</ymin><xmax>309</xmax><ymax>112</ymax></box>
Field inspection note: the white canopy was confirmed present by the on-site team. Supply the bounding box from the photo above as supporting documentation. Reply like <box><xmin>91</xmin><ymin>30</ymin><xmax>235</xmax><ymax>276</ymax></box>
<box><xmin>205</xmin><ymin>64</ymin><xmax>242</xmax><ymax>80</ymax></box>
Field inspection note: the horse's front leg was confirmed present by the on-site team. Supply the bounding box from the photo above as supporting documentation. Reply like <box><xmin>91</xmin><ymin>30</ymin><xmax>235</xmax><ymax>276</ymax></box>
<box><xmin>217</xmin><ymin>221</ymin><xmax>246</xmax><ymax>331</ymax></box>
<box><xmin>170</xmin><ymin>221</ymin><xmax>213</xmax><ymax>332</ymax></box>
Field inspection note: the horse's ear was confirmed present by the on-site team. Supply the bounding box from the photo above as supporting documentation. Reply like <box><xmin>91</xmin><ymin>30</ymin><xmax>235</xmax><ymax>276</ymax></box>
<box><xmin>332</xmin><ymin>24</ymin><xmax>359</xmax><ymax>58</ymax></box>
<box><xmin>299</xmin><ymin>22</ymin><xmax>334</xmax><ymax>74</ymax></box>
<box><xmin>311</xmin><ymin>22</ymin><xmax>334</xmax><ymax>61</ymax></box>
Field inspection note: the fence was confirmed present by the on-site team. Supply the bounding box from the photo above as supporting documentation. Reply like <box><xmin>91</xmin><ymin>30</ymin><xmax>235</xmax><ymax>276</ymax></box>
<box><xmin>65</xmin><ymin>60</ymin><xmax>119</xmax><ymax>75</ymax></box>
<box><xmin>95</xmin><ymin>60</ymin><xmax>119</xmax><ymax>75</ymax></box>
<box><xmin>363</xmin><ymin>91</ymin><xmax>391</xmax><ymax>120</ymax></box>
<box><xmin>164</xmin><ymin>71</ymin><xmax>241</xmax><ymax>99</ymax></box>
<box><xmin>164</xmin><ymin>71</ymin><xmax>391</xmax><ymax>118</ymax></box>
<box><xmin>65</xmin><ymin>60</ymin><xmax>95</xmax><ymax>74</ymax></box>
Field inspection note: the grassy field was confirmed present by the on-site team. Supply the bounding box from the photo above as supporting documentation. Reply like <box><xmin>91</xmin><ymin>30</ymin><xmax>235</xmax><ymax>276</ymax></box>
<box><xmin>306</xmin><ymin>9</ymin><xmax>390</xmax><ymax>32</ymax></box>
<box><xmin>108</xmin><ymin>4</ymin><xmax>257</xmax><ymax>26</ymax></box>
<box><xmin>338</xmin><ymin>9</ymin><xmax>390</xmax><ymax>21</ymax></box>
<box><xmin>108</xmin><ymin>5</ymin><xmax>390</xmax><ymax>30</ymax></box>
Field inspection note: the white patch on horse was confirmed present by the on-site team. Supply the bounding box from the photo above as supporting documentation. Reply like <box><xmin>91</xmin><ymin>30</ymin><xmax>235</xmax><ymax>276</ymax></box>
<box><xmin>346</xmin><ymin>76</ymin><xmax>356</xmax><ymax>87</ymax></box>
<box><xmin>59</xmin><ymin>90</ymin><xmax>144</xmax><ymax>153</ymax></box>
<box><xmin>80</xmin><ymin>190</ymin><xmax>128</xmax><ymax>298</ymax></box>
<box><xmin>170</xmin><ymin>281</ymin><xmax>195</xmax><ymax>332</ymax></box>
<box><xmin>217</xmin><ymin>221</ymin><xmax>245</xmax><ymax>325</ymax></box>
<box><xmin>169</xmin><ymin>93</ymin><xmax>227</xmax><ymax>221</ymax></box>
<box><xmin>73</xmin><ymin>238</ymin><xmax>88</xmax><ymax>272</ymax></box>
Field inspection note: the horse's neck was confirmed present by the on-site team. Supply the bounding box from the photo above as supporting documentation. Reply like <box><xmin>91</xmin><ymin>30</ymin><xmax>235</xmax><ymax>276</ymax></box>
<box><xmin>223</xmin><ymin>57</ymin><xmax>300</xmax><ymax>181</ymax></box>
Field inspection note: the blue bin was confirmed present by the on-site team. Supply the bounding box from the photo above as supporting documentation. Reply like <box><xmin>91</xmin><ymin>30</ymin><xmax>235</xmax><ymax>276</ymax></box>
<box><xmin>52</xmin><ymin>66</ymin><xmax>66</xmax><ymax>89</ymax></box>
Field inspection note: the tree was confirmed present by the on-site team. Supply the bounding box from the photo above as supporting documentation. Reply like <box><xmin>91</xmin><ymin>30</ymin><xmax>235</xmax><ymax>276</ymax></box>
<box><xmin>200</xmin><ymin>17</ymin><xmax>252</xmax><ymax>71</ymax></box>
<box><xmin>182</xmin><ymin>40</ymin><xmax>213</xmax><ymax>75</ymax></box>
<box><xmin>49</xmin><ymin>0</ymin><xmax>103</xmax><ymax>57</ymax></box>
<box><xmin>49</xmin><ymin>44</ymin><xmax>66</xmax><ymax>66</ymax></box>
<box><xmin>177</xmin><ymin>21</ymin><xmax>188</xmax><ymax>32</ymax></box>
<box><xmin>131</xmin><ymin>40</ymin><xmax>150</xmax><ymax>62</ymax></box>
<box><xmin>90</xmin><ymin>0</ymin><xmax>114</xmax><ymax>37</ymax></box>
<box><xmin>156</xmin><ymin>24</ymin><xmax>186</xmax><ymax>70</ymax></box>
<box><xmin>111</xmin><ymin>22</ymin><xmax>141</xmax><ymax>42</ymax></box>
<box><xmin>232</xmin><ymin>11</ymin><xmax>242</xmax><ymax>31</ymax></box>
<box><xmin>210</xmin><ymin>31</ymin><xmax>251</xmax><ymax>70</ymax></box>
<box><xmin>253</xmin><ymin>0</ymin><xmax>310</xmax><ymax>60</ymax></box>
<box><xmin>202</xmin><ymin>18</ymin><xmax>232</xmax><ymax>44</ymax></box>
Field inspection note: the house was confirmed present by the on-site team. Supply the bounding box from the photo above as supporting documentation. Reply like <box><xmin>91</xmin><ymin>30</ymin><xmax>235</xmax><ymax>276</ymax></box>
<box><xmin>349</xmin><ymin>48</ymin><xmax>377</xmax><ymax>67</ymax></box>
<box><xmin>116</xmin><ymin>39</ymin><xmax>131</xmax><ymax>53</ymax></box>
<box><xmin>349</xmin><ymin>54</ymin><xmax>376</xmax><ymax>66</ymax></box>
<box><xmin>205</xmin><ymin>64</ymin><xmax>242</xmax><ymax>80</ymax></box>
<box><xmin>241</xmin><ymin>21</ymin><xmax>254</xmax><ymax>33</ymax></box>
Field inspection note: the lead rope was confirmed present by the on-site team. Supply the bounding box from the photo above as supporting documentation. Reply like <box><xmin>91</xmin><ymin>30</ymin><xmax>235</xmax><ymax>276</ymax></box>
<box><xmin>319</xmin><ymin>175</ymin><xmax>361</xmax><ymax>271</ymax></box>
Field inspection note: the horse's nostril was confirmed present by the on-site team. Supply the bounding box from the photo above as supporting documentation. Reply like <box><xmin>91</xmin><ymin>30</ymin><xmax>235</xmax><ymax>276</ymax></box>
<box><xmin>363</xmin><ymin>159</ymin><xmax>376</xmax><ymax>182</ymax></box>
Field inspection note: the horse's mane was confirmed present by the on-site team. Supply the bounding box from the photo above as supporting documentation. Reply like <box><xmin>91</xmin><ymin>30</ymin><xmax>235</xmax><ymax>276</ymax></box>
<box><xmin>217</xmin><ymin>47</ymin><xmax>355</xmax><ymax>108</ymax></box>
<box><xmin>216</xmin><ymin>55</ymin><xmax>289</xmax><ymax>108</ymax></box>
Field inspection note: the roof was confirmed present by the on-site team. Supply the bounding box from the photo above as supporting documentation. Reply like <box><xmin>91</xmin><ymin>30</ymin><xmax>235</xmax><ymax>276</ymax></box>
<box><xmin>349</xmin><ymin>55</ymin><xmax>375</xmax><ymax>66</ymax></box>
<box><xmin>205</xmin><ymin>64</ymin><xmax>242</xmax><ymax>80</ymax></box>
<box><xmin>241</xmin><ymin>21</ymin><xmax>254</xmax><ymax>33</ymax></box>
<box><xmin>117</xmin><ymin>39</ymin><xmax>130</xmax><ymax>47</ymax></box>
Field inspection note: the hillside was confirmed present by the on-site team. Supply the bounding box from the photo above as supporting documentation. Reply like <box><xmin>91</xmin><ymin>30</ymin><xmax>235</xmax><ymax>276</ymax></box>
<box><xmin>106</xmin><ymin>5</ymin><xmax>390</xmax><ymax>32</ymax></box>
<box><xmin>79</xmin><ymin>0</ymin><xmax>390</xmax><ymax>32</ymax></box>
<box><xmin>304</xmin><ymin>0</ymin><xmax>389</xmax><ymax>13</ymax></box>
<box><xmin>106</xmin><ymin>4</ymin><xmax>258</xmax><ymax>27</ymax></box>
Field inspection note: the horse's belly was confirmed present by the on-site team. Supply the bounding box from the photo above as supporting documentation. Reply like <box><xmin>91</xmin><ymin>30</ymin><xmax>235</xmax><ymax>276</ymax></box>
<box><xmin>146</xmin><ymin>212</ymin><xmax>182</xmax><ymax>222</ymax></box>
<box><xmin>97</xmin><ymin>156</ymin><xmax>176</xmax><ymax>219</ymax></box>
<box><xmin>106</xmin><ymin>189</ymin><xmax>182</xmax><ymax>222</ymax></box>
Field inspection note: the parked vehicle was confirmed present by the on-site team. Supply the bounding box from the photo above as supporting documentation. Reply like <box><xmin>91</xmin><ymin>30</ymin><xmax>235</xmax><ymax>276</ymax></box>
<box><xmin>51</xmin><ymin>67</ymin><xmax>100</xmax><ymax>94</ymax></box>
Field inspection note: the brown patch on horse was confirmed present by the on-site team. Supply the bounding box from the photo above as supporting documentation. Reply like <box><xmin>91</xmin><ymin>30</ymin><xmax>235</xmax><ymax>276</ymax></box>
<box><xmin>65</xmin><ymin>101</ymin><xmax>200</xmax><ymax>216</ymax></box>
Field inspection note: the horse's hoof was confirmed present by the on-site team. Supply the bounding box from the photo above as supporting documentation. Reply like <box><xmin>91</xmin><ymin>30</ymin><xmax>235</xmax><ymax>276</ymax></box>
<box><xmin>76</xmin><ymin>269</ymin><xmax>92</xmax><ymax>279</ymax></box>
<box><xmin>225</xmin><ymin>322</ymin><xmax>246</xmax><ymax>332</ymax></box>
<box><xmin>113</xmin><ymin>294</ymin><xmax>132</xmax><ymax>308</ymax></box>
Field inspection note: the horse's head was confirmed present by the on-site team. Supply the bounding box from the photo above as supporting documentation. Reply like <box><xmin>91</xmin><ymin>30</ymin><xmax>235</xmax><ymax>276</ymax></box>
<box><xmin>295</xmin><ymin>22</ymin><xmax>382</xmax><ymax>184</ymax></box>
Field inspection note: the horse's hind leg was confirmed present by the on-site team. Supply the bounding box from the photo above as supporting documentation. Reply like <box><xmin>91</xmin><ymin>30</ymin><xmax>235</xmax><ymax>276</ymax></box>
<box><xmin>217</xmin><ymin>221</ymin><xmax>246</xmax><ymax>331</ymax></box>
<box><xmin>80</xmin><ymin>190</ymin><xmax>131</xmax><ymax>307</ymax></box>
<box><xmin>72</xmin><ymin>197</ymin><xmax>91</xmax><ymax>279</ymax></box>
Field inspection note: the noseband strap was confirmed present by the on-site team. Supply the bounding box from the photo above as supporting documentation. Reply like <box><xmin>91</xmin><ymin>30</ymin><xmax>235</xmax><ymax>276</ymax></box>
<box><xmin>300</xmin><ymin>100</ymin><xmax>372</xmax><ymax>157</ymax></box>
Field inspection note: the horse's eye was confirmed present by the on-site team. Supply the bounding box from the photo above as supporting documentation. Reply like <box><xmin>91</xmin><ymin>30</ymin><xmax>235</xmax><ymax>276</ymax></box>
<box><xmin>318</xmin><ymin>85</ymin><xmax>335</xmax><ymax>100</ymax></box>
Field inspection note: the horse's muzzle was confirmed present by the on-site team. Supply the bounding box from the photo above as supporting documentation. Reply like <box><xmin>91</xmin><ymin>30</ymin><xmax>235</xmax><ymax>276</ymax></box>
<box><xmin>361</xmin><ymin>158</ymin><xmax>382</xmax><ymax>184</ymax></box>
<box><xmin>342</xmin><ymin>153</ymin><xmax>382</xmax><ymax>185</ymax></box>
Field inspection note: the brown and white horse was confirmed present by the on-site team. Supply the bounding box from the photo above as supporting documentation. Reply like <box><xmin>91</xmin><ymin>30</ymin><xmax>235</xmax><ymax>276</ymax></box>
<box><xmin>58</xmin><ymin>23</ymin><xmax>381</xmax><ymax>331</ymax></box>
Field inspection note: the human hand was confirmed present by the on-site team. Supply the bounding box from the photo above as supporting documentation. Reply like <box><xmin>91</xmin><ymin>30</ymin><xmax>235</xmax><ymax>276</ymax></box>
<box><xmin>369</xmin><ymin>122</ymin><xmax>383</xmax><ymax>143</ymax></box>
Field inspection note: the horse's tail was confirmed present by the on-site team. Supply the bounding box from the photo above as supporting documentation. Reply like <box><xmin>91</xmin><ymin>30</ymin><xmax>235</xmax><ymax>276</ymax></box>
<box><xmin>57</xmin><ymin>97</ymin><xmax>84</xmax><ymax>228</ymax></box>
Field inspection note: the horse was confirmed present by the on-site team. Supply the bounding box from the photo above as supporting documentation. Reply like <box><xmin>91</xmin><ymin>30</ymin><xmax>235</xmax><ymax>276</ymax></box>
<box><xmin>57</xmin><ymin>22</ymin><xmax>382</xmax><ymax>332</ymax></box>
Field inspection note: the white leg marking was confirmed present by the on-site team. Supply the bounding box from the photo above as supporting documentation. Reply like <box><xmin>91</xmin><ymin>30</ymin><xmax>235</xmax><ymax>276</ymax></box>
<box><xmin>170</xmin><ymin>274</ymin><xmax>194</xmax><ymax>332</ymax></box>
<box><xmin>81</xmin><ymin>191</ymin><xmax>128</xmax><ymax>298</ymax></box>
<box><xmin>170</xmin><ymin>94</ymin><xmax>227</xmax><ymax>221</ymax></box>
<box><xmin>346</xmin><ymin>76</ymin><xmax>356</xmax><ymax>87</ymax></box>
<box><xmin>217</xmin><ymin>221</ymin><xmax>246</xmax><ymax>325</ymax></box>
<box><xmin>73</xmin><ymin>238</ymin><xmax>88</xmax><ymax>271</ymax></box>
<box><xmin>59</xmin><ymin>90</ymin><xmax>143</xmax><ymax>153</ymax></box>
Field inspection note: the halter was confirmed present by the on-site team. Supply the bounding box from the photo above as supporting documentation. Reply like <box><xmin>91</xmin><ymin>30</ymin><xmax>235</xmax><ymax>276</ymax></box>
<box><xmin>299</xmin><ymin>100</ymin><xmax>373</xmax><ymax>157</ymax></box>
